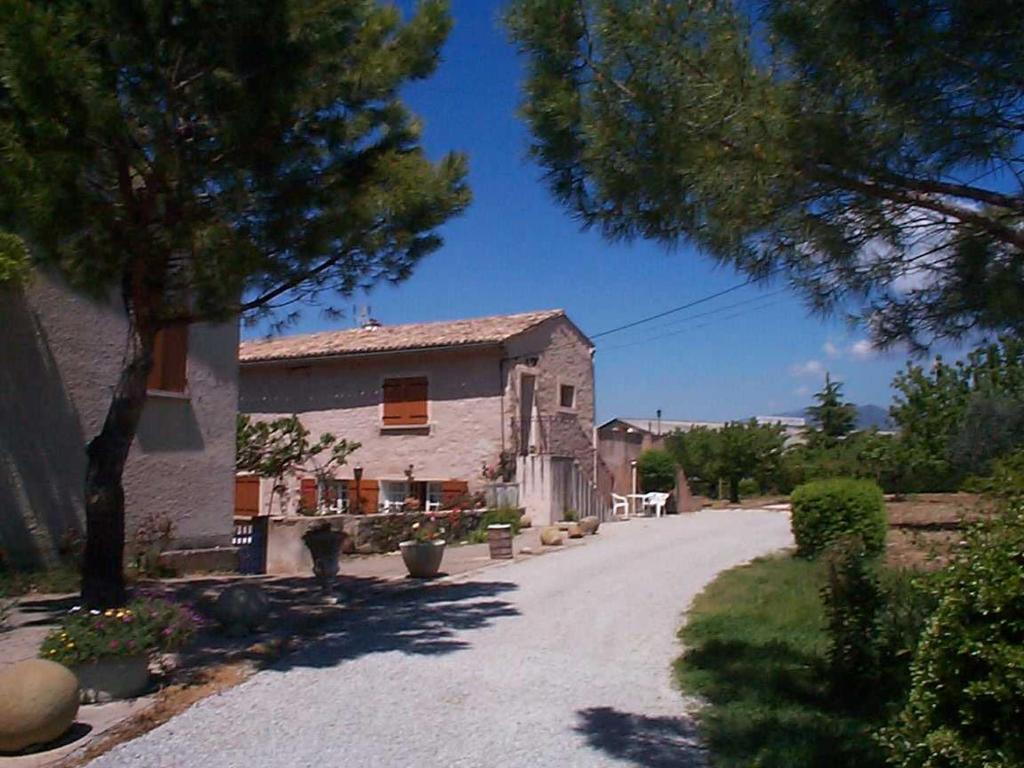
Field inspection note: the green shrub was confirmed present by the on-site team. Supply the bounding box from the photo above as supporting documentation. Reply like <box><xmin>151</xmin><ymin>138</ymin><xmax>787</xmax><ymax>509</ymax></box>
<box><xmin>637</xmin><ymin>449</ymin><xmax>677</xmax><ymax>492</ymax></box>
<box><xmin>881</xmin><ymin>504</ymin><xmax>1024</xmax><ymax>768</ymax></box>
<box><xmin>791</xmin><ymin>478</ymin><xmax>887</xmax><ymax>558</ymax></box>
<box><xmin>478</xmin><ymin>507</ymin><xmax>524</xmax><ymax>535</ymax></box>
<box><xmin>821</xmin><ymin>539</ymin><xmax>936</xmax><ymax>712</ymax></box>
<box><xmin>738</xmin><ymin>477</ymin><xmax>760</xmax><ymax>497</ymax></box>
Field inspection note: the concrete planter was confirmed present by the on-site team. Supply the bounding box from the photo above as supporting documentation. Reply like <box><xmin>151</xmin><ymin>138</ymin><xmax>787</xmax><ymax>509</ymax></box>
<box><xmin>72</xmin><ymin>655</ymin><xmax>150</xmax><ymax>704</ymax></box>
<box><xmin>398</xmin><ymin>540</ymin><xmax>446</xmax><ymax>578</ymax></box>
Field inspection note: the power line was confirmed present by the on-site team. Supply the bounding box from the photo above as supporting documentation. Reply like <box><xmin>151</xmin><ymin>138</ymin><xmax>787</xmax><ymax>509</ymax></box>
<box><xmin>589</xmin><ymin>268</ymin><xmax>781</xmax><ymax>340</ymax></box>
<box><xmin>599</xmin><ymin>292</ymin><xmax>790</xmax><ymax>353</ymax></box>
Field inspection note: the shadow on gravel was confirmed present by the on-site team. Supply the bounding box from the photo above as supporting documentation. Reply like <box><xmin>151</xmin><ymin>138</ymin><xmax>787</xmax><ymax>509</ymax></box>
<box><xmin>575</xmin><ymin>706</ymin><xmax>706</xmax><ymax>768</ymax></box>
<box><xmin>272</xmin><ymin>579</ymin><xmax>521</xmax><ymax>670</ymax></box>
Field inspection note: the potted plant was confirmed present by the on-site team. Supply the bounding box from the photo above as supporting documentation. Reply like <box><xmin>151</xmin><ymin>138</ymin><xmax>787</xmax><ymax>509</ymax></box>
<box><xmin>39</xmin><ymin>597</ymin><xmax>199</xmax><ymax>703</ymax></box>
<box><xmin>398</xmin><ymin>515</ymin><xmax>447</xmax><ymax>578</ymax></box>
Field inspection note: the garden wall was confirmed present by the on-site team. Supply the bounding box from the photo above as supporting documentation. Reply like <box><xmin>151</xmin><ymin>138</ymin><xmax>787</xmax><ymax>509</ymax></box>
<box><xmin>264</xmin><ymin>508</ymin><xmax>519</xmax><ymax>575</ymax></box>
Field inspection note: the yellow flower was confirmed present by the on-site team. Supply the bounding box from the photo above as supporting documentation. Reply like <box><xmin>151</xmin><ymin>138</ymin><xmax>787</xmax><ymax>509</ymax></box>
<box><xmin>104</xmin><ymin>609</ymin><xmax>115</xmax><ymax>617</ymax></box>
<box><xmin>66</xmin><ymin>643</ymin><xmax>74</xmax><ymax>648</ymax></box>
<box><xmin>48</xmin><ymin>649</ymin><xmax>56</xmax><ymax>655</ymax></box>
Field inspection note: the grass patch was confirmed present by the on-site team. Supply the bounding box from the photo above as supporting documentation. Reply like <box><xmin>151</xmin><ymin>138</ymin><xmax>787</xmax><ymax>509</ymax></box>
<box><xmin>0</xmin><ymin>565</ymin><xmax>80</xmax><ymax>597</ymax></box>
<box><xmin>677</xmin><ymin>554</ymin><xmax>889</xmax><ymax>767</ymax></box>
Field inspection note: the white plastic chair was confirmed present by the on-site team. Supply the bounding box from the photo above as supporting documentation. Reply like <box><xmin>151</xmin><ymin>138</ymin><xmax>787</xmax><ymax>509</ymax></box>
<box><xmin>612</xmin><ymin>493</ymin><xmax>629</xmax><ymax>519</ymax></box>
<box><xmin>425</xmin><ymin>500</ymin><xmax>441</xmax><ymax>513</ymax></box>
<box><xmin>642</xmin><ymin>492</ymin><xmax>670</xmax><ymax>518</ymax></box>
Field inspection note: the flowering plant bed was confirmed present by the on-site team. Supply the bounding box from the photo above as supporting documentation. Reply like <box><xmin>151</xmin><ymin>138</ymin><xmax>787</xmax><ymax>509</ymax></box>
<box><xmin>39</xmin><ymin>598</ymin><xmax>200</xmax><ymax>666</ymax></box>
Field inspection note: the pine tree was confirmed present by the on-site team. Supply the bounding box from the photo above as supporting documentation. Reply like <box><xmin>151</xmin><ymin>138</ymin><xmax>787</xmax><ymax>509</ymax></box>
<box><xmin>506</xmin><ymin>0</ymin><xmax>1024</xmax><ymax>350</ymax></box>
<box><xmin>0</xmin><ymin>0</ymin><xmax>470</xmax><ymax>606</ymax></box>
<box><xmin>808</xmin><ymin>374</ymin><xmax>858</xmax><ymax>446</ymax></box>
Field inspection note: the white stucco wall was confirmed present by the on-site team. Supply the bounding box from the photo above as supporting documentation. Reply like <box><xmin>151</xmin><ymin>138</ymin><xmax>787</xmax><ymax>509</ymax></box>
<box><xmin>0</xmin><ymin>273</ymin><xmax>239</xmax><ymax>567</ymax></box>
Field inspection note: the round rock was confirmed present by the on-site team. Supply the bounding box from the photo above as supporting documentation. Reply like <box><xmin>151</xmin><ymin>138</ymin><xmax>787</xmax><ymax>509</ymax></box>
<box><xmin>0</xmin><ymin>659</ymin><xmax>79</xmax><ymax>753</ymax></box>
<box><xmin>567</xmin><ymin>523</ymin><xmax>584</xmax><ymax>539</ymax></box>
<box><xmin>580</xmin><ymin>516</ymin><xmax>600</xmax><ymax>535</ymax></box>
<box><xmin>213</xmin><ymin>584</ymin><xmax>271</xmax><ymax>637</ymax></box>
<box><xmin>539</xmin><ymin>527</ymin><xmax>564</xmax><ymax>546</ymax></box>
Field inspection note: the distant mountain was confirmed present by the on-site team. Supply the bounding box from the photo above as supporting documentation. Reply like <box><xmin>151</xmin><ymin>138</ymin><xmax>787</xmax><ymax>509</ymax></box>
<box><xmin>780</xmin><ymin>404</ymin><xmax>893</xmax><ymax>431</ymax></box>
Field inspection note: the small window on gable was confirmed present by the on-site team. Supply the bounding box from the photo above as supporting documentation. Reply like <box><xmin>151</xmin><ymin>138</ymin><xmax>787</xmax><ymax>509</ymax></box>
<box><xmin>559</xmin><ymin>384</ymin><xmax>576</xmax><ymax>409</ymax></box>
<box><xmin>147</xmin><ymin>323</ymin><xmax>189</xmax><ymax>393</ymax></box>
<box><xmin>382</xmin><ymin>376</ymin><xmax>428</xmax><ymax>426</ymax></box>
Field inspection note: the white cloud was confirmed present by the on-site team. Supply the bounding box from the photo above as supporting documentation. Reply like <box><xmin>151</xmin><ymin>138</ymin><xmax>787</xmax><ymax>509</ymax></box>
<box><xmin>794</xmin><ymin>385</ymin><xmax>811</xmax><ymax>397</ymax></box>
<box><xmin>790</xmin><ymin>359</ymin><xmax>825</xmax><ymax>378</ymax></box>
<box><xmin>823</xmin><ymin>341</ymin><xmax>840</xmax><ymax>359</ymax></box>
<box><xmin>849</xmin><ymin>339</ymin><xmax>876</xmax><ymax>360</ymax></box>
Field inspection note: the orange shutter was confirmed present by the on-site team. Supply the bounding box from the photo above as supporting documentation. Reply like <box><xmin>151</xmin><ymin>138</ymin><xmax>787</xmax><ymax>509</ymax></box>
<box><xmin>405</xmin><ymin>378</ymin><xmax>428</xmax><ymax>425</ymax></box>
<box><xmin>147</xmin><ymin>324</ymin><xmax>188</xmax><ymax>392</ymax></box>
<box><xmin>382</xmin><ymin>380</ymin><xmax>405</xmax><ymax>425</ymax></box>
<box><xmin>299</xmin><ymin>478</ymin><xmax>317</xmax><ymax>512</ymax></box>
<box><xmin>382</xmin><ymin>377</ymin><xmax>428</xmax><ymax>426</ymax></box>
<box><xmin>440</xmin><ymin>480</ymin><xmax>469</xmax><ymax>507</ymax></box>
<box><xmin>234</xmin><ymin>476</ymin><xmax>260</xmax><ymax>516</ymax></box>
<box><xmin>347</xmin><ymin>479</ymin><xmax>379</xmax><ymax>514</ymax></box>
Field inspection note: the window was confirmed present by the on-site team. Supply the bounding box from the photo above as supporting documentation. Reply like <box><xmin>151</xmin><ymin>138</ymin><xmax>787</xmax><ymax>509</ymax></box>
<box><xmin>382</xmin><ymin>376</ymin><xmax>428</xmax><ymax>426</ymax></box>
<box><xmin>324</xmin><ymin>480</ymin><xmax>349</xmax><ymax>514</ymax></box>
<box><xmin>559</xmin><ymin>384</ymin><xmax>576</xmax><ymax>409</ymax></box>
<box><xmin>380</xmin><ymin>480</ymin><xmax>410</xmax><ymax>512</ymax></box>
<box><xmin>147</xmin><ymin>323</ymin><xmax>188</xmax><ymax>393</ymax></box>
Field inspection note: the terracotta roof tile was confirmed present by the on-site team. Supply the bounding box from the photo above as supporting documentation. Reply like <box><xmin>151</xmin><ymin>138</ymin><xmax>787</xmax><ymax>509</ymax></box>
<box><xmin>239</xmin><ymin>309</ymin><xmax>567</xmax><ymax>363</ymax></box>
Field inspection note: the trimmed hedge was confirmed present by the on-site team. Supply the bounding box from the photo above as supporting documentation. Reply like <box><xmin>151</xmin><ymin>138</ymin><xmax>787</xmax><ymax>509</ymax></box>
<box><xmin>790</xmin><ymin>478</ymin><xmax>886</xmax><ymax>557</ymax></box>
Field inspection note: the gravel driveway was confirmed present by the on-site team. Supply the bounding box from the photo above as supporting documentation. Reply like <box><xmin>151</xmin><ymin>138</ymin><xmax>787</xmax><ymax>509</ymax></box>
<box><xmin>91</xmin><ymin>509</ymin><xmax>792</xmax><ymax>768</ymax></box>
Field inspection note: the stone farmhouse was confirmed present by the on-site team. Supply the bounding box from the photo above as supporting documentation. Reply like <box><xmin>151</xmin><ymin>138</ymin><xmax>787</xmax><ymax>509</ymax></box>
<box><xmin>238</xmin><ymin>310</ymin><xmax>610</xmax><ymax>528</ymax></box>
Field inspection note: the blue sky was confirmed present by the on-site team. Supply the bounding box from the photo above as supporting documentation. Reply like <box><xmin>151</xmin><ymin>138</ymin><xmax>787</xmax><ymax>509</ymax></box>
<box><xmin>246</xmin><ymin>0</ymin><xmax>930</xmax><ymax>422</ymax></box>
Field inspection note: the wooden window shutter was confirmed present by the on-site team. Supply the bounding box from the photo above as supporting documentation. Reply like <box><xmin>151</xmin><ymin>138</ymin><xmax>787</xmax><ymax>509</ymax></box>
<box><xmin>382</xmin><ymin>377</ymin><xmax>428</xmax><ymax>426</ymax></box>
<box><xmin>405</xmin><ymin>378</ymin><xmax>428</xmax><ymax>425</ymax></box>
<box><xmin>147</xmin><ymin>323</ymin><xmax>188</xmax><ymax>392</ymax></box>
<box><xmin>234</xmin><ymin>476</ymin><xmax>260</xmax><ymax>517</ymax></box>
<box><xmin>299</xmin><ymin>478</ymin><xmax>318</xmax><ymax>513</ymax></box>
<box><xmin>382</xmin><ymin>379</ymin><xmax>405</xmax><ymax>425</ymax></box>
<box><xmin>440</xmin><ymin>480</ymin><xmax>469</xmax><ymax>507</ymax></box>
<box><xmin>346</xmin><ymin>479</ymin><xmax>379</xmax><ymax>514</ymax></box>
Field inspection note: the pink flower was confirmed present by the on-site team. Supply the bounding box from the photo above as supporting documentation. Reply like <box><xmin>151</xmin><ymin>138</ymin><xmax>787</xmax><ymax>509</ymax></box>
<box><xmin>109</xmin><ymin>640</ymin><xmax>120</xmax><ymax>651</ymax></box>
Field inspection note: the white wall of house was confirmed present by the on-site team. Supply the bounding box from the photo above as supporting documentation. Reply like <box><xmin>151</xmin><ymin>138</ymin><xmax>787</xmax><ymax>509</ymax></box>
<box><xmin>0</xmin><ymin>273</ymin><xmax>239</xmax><ymax>567</ymax></box>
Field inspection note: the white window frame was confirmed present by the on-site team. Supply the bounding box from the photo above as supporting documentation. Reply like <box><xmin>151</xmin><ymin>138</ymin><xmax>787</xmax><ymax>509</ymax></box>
<box><xmin>380</xmin><ymin>480</ymin><xmax>410</xmax><ymax>513</ymax></box>
<box><xmin>324</xmin><ymin>479</ymin><xmax>349</xmax><ymax>514</ymax></box>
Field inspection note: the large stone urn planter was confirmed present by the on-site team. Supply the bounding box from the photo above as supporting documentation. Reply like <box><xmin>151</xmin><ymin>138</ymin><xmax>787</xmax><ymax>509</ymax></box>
<box><xmin>72</xmin><ymin>655</ymin><xmax>150</xmax><ymax>704</ymax></box>
<box><xmin>399</xmin><ymin>540</ymin><xmax>446</xmax><ymax>578</ymax></box>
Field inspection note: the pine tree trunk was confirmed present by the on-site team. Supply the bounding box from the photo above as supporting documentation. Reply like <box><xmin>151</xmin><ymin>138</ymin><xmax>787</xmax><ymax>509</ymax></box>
<box><xmin>81</xmin><ymin>324</ymin><xmax>155</xmax><ymax>608</ymax></box>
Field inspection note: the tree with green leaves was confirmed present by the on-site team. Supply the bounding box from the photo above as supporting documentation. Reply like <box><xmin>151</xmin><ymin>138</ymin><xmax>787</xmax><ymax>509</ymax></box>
<box><xmin>0</xmin><ymin>0</ymin><xmax>469</xmax><ymax>606</ymax></box>
<box><xmin>636</xmin><ymin>448</ymin><xmax>676</xmax><ymax>493</ymax></box>
<box><xmin>506</xmin><ymin>0</ymin><xmax>1024</xmax><ymax>350</ymax></box>
<box><xmin>892</xmin><ymin>336</ymin><xmax>1024</xmax><ymax>488</ymax></box>
<box><xmin>807</xmin><ymin>374</ymin><xmax>857</xmax><ymax>447</ymax></box>
<box><xmin>668</xmin><ymin>420</ymin><xmax>785</xmax><ymax>503</ymax></box>
<box><xmin>236</xmin><ymin>414</ymin><xmax>359</xmax><ymax>515</ymax></box>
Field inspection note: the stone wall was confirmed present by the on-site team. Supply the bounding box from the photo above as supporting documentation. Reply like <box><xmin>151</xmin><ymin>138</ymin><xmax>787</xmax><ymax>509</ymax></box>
<box><xmin>264</xmin><ymin>508</ymin><xmax>522</xmax><ymax>575</ymax></box>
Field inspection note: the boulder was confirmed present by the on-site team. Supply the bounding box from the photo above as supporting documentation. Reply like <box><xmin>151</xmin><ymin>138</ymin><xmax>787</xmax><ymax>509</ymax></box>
<box><xmin>540</xmin><ymin>527</ymin><xmax>564</xmax><ymax>546</ymax></box>
<box><xmin>580</xmin><ymin>516</ymin><xmax>600</xmax><ymax>535</ymax></box>
<box><xmin>518</xmin><ymin>516</ymin><xmax>532</xmax><ymax>529</ymax></box>
<box><xmin>567</xmin><ymin>523</ymin><xmax>584</xmax><ymax>539</ymax></box>
<box><xmin>213</xmin><ymin>583</ymin><xmax>271</xmax><ymax>637</ymax></box>
<box><xmin>0</xmin><ymin>659</ymin><xmax>79</xmax><ymax>753</ymax></box>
